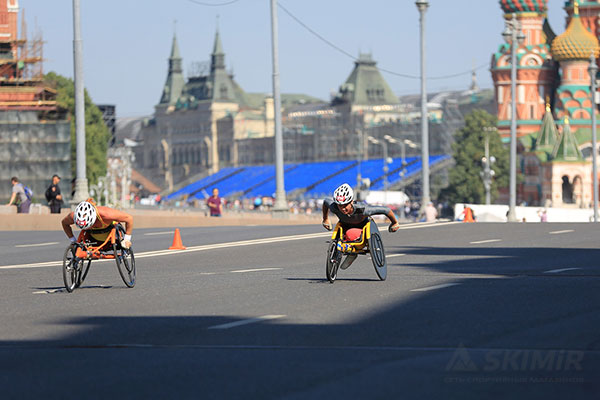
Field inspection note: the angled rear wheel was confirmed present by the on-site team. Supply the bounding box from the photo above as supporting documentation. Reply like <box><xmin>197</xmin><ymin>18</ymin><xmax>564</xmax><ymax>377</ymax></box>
<box><xmin>369</xmin><ymin>232</ymin><xmax>387</xmax><ymax>281</ymax></box>
<box><xmin>114</xmin><ymin>244</ymin><xmax>136</xmax><ymax>288</ymax></box>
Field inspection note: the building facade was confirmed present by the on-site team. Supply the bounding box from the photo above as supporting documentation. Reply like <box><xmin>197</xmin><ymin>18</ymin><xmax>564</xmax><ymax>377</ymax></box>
<box><xmin>492</xmin><ymin>0</ymin><xmax>600</xmax><ymax>207</ymax></box>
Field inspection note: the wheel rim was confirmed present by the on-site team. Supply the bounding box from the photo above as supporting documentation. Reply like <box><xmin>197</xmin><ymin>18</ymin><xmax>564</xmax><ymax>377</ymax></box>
<box><xmin>326</xmin><ymin>241</ymin><xmax>341</xmax><ymax>282</ymax></box>
<box><xmin>63</xmin><ymin>244</ymin><xmax>78</xmax><ymax>292</ymax></box>
<box><xmin>115</xmin><ymin>244</ymin><xmax>136</xmax><ymax>287</ymax></box>
<box><xmin>370</xmin><ymin>233</ymin><xmax>387</xmax><ymax>280</ymax></box>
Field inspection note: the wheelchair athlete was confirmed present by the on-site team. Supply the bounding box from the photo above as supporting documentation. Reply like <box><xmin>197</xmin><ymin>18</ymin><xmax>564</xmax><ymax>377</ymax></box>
<box><xmin>61</xmin><ymin>199</ymin><xmax>133</xmax><ymax>249</ymax></box>
<box><xmin>322</xmin><ymin>183</ymin><xmax>400</xmax><ymax>270</ymax></box>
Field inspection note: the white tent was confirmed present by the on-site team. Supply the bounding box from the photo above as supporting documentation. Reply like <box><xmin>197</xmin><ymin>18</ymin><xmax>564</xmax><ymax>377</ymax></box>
<box><xmin>364</xmin><ymin>190</ymin><xmax>409</xmax><ymax>206</ymax></box>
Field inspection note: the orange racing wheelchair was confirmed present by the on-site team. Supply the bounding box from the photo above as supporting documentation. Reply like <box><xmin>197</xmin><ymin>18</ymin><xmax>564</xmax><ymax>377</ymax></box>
<box><xmin>62</xmin><ymin>222</ymin><xmax>135</xmax><ymax>292</ymax></box>
<box><xmin>326</xmin><ymin>217</ymin><xmax>387</xmax><ymax>283</ymax></box>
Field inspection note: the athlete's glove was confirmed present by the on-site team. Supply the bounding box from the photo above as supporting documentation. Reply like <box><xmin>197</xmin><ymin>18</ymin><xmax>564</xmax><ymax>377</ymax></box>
<box><xmin>388</xmin><ymin>223</ymin><xmax>400</xmax><ymax>233</ymax></box>
<box><xmin>69</xmin><ymin>236</ymin><xmax>77</xmax><ymax>243</ymax></box>
<box><xmin>121</xmin><ymin>234</ymin><xmax>132</xmax><ymax>249</ymax></box>
<box><xmin>322</xmin><ymin>220</ymin><xmax>332</xmax><ymax>231</ymax></box>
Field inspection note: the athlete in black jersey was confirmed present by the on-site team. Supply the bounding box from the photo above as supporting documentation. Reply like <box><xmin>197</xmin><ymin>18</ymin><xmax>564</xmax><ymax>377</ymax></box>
<box><xmin>322</xmin><ymin>183</ymin><xmax>400</xmax><ymax>236</ymax></box>
<box><xmin>321</xmin><ymin>183</ymin><xmax>399</xmax><ymax>271</ymax></box>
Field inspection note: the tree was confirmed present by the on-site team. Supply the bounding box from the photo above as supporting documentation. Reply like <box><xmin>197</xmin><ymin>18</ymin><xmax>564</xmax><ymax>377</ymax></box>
<box><xmin>440</xmin><ymin>109</ymin><xmax>509</xmax><ymax>205</ymax></box>
<box><xmin>44</xmin><ymin>72</ymin><xmax>111</xmax><ymax>186</ymax></box>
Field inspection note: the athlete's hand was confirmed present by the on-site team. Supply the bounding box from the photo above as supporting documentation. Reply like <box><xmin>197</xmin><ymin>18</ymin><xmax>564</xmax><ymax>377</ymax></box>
<box><xmin>388</xmin><ymin>223</ymin><xmax>400</xmax><ymax>233</ymax></box>
<box><xmin>121</xmin><ymin>234</ymin><xmax>132</xmax><ymax>249</ymax></box>
<box><xmin>69</xmin><ymin>236</ymin><xmax>77</xmax><ymax>243</ymax></box>
<box><xmin>322</xmin><ymin>219</ymin><xmax>332</xmax><ymax>231</ymax></box>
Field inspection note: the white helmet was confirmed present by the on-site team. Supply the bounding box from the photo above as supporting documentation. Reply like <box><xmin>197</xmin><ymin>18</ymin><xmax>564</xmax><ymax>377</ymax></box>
<box><xmin>333</xmin><ymin>183</ymin><xmax>354</xmax><ymax>205</ymax></box>
<box><xmin>74</xmin><ymin>201</ymin><xmax>97</xmax><ymax>229</ymax></box>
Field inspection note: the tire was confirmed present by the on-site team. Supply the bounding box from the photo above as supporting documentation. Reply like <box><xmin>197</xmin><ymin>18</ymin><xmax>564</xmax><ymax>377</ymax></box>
<box><xmin>369</xmin><ymin>232</ymin><xmax>387</xmax><ymax>281</ymax></box>
<box><xmin>76</xmin><ymin>260</ymin><xmax>92</xmax><ymax>288</ymax></box>
<box><xmin>114</xmin><ymin>243</ymin><xmax>136</xmax><ymax>288</ymax></box>
<box><xmin>62</xmin><ymin>244</ymin><xmax>80</xmax><ymax>293</ymax></box>
<box><xmin>326</xmin><ymin>240</ymin><xmax>342</xmax><ymax>283</ymax></box>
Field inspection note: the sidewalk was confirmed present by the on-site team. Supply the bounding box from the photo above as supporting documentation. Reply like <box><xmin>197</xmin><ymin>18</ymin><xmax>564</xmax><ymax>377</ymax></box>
<box><xmin>0</xmin><ymin>205</ymin><xmax>322</xmax><ymax>231</ymax></box>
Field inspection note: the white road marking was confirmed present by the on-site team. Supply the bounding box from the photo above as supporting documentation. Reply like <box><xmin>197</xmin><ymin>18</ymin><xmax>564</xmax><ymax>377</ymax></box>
<box><xmin>200</xmin><ymin>272</ymin><xmax>217</xmax><ymax>275</ymax></box>
<box><xmin>230</xmin><ymin>267</ymin><xmax>282</xmax><ymax>273</ymax></box>
<box><xmin>387</xmin><ymin>253</ymin><xmax>406</xmax><ymax>258</ymax></box>
<box><xmin>33</xmin><ymin>289</ymin><xmax>65</xmax><ymax>294</ymax></box>
<box><xmin>470</xmin><ymin>239</ymin><xmax>502</xmax><ymax>244</ymax></box>
<box><xmin>143</xmin><ymin>231</ymin><xmax>175</xmax><ymax>236</ymax></box>
<box><xmin>0</xmin><ymin>221</ymin><xmax>456</xmax><ymax>270</ymax></box>
<box><xmin>15</xmin><ymin>242</ymin><xmax>59</xmax><ymax>248</ymax></box>
<box><xmin>207</xmin><ymin>315</ymin><xmax>286</xmax><ymax>330</ymax></box>
<box><xmin>549</xmin><ymin>230</ymin><xmax>574</xmax><ymax>234</ymax></box>
<box><xmin>411</xmin><ymin>283</ymin><xmax>461</xmax><ymax>292</ymax></box>
<box><xmin>544</xmin><ymin>267</ymin><xmax>581</xmax><ymax>274</ymax></box>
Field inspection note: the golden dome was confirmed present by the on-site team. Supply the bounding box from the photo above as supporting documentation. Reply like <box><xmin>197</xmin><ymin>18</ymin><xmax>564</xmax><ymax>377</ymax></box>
<box><xmin>551</xmin><ymin>6</ymin><xmax>599</xmax><ymax>61</ymax></box>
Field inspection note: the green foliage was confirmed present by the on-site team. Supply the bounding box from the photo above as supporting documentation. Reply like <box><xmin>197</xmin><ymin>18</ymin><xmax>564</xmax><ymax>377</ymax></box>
<box><xmin>440</xmin><ymin>109</ymin><xmax>509</xmax><ymax>205</ymax></box>
<box><xmin>44</xmin><ymin>72</ymin><xmax>110</xmax><ymax>186</ymax></box>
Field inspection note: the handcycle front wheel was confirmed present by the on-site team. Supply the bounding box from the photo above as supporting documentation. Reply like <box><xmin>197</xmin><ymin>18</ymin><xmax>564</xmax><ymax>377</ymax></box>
<box><xmin>326</xmin><ymin>240</ymin><xmax>342</xmax><ymax>283</ymax></box>
<box><xmin>62</xmin><ymin>244</ymin><xmax>85</xmax><ymax>293</ymax></box>
<box><xmin>114</xmin><ymin>243</ymin><xmax>136</xmax><ymax>288</ymax></box>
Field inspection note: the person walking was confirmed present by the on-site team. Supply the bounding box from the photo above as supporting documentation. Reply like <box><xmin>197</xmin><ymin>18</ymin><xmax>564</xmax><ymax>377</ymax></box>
<box><xmin>45</xmin><ymin>174</ymin><xmax>63</xmax><ymax>214</ymax></box>
<box><xmin>206</xmin><ymin>188</ymin><xmax>222</xmax><ymax>217</ymax></box>
<box><xmin>6</xmin><ymin>177</ymin><xmax>31</xmax><ymax>214</ymax></box>
<box><xmin>424</xmin><ymin>201</ymin><xmax>438</xmax><ymax>222</ymax></box>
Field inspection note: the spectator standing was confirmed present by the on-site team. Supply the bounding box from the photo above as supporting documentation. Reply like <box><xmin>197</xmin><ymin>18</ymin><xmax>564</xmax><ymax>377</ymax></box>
<box><xmin>206</xmin><ymin>188</ymin><xmax>222</xmax><ymax>217</ymax></box>
<box><xmin>45</xmin><ymin>174</ymin><xmax>63</xmax><ymax>214</ymax></box>
<box><xmin>424</xmin><ymin>201</ymin><xmax>438</xmax><ymax>222</ymax></box>
<box><xmin>6</xmin><ymin>176</ymin><xmax>30</xmax><ymax>214</ymax></box>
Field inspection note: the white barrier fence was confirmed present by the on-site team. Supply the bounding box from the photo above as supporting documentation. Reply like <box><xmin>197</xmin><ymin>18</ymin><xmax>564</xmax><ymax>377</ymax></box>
<box><xmin>454</xmin><ymin>203</ymin><xmax>595</xmax><ymax>223</ymax></box>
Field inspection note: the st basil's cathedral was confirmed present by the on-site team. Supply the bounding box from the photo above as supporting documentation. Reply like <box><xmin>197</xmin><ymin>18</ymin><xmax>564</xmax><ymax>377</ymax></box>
<box><xmin>492</xmin><ymin>0</ymin><xmax>600</xmax><ymax>207</ymax></box>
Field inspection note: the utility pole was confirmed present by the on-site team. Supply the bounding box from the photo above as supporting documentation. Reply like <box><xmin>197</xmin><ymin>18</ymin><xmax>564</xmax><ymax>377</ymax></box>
<box><xmin>71</xmin><ymin>0</ymin><xmax>89</xmax><ymax>204</ymax></box>
<box><xmin>270</xmin><ymin>0</ymin><xmax>287</xmax><ymax>214</ymax></box>
<box><xmin>416</xmin><ymin>0</ymin><xmax>430</xmax><ymax>208</ymax></box>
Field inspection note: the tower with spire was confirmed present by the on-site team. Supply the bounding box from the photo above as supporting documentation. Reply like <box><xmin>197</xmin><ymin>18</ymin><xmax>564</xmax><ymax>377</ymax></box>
<box><xmin>491</xmin><ymin>0</ymin><xmax>556</xmax><ymax>141</ymax></box>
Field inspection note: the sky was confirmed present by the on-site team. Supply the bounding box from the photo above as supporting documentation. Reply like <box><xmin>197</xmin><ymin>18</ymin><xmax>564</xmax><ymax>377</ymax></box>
<box><xmin>20</xmin><ymin>0</ymin><xmax>569</xmax><ymax>118</ymax></box>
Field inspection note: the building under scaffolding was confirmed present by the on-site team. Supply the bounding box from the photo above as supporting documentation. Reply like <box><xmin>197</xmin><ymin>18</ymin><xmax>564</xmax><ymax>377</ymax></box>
<box><xmin>0</xmin><ymin>1</ymin><xmax>71</xmax><ymax>204</ymax></box>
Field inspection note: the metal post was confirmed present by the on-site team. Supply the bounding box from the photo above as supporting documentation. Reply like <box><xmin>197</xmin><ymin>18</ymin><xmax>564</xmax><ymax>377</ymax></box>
<box><xmin>383</xmin><ymin>140</ymin><xmax>389</xmax><ymax>204</ymax></box>
<box><xmin>416</xmin><ymin>0</ymin><xmax>430</xmax><ymax>208</ymax></box>
<box><xmin>270</xmin><ymin>0</ymin><xmax>287</xmax><ymax>214</ymax></box>
<box><xmin>71</xmin><ymin>0</ymin><xmax>89</xmax><ymax>204</ymax></box>
<box><xmin>507</xmin><ymin>14</ymin><xmax>519</xmax><ymax>222</ymax></box>
<box><xmin>589</xmin><ymin>54</ymin><xmax>599</xmax><ymax>222</ymax></box>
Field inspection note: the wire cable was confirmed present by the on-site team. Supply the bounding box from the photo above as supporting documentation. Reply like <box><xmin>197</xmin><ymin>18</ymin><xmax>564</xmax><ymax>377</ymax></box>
<box><xmin>278</xmin><ymin>2</ymin><xmax>487</xmax><ymax>81</ymax></box>
<box><xmin>185</xmin><ymin>0</ymin><xmax>241</xmax><ymax>6</ymax></box>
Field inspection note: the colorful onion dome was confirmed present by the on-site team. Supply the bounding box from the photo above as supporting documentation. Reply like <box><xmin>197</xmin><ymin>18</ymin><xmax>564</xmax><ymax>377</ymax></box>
<box><xmin>551</xmin><ymin>6</ymin><xmax>599</xmax><ymax>61</ymax></box>
<box><xmin>499</xmin><ymin>0</ymin><xmax>547</xmax><ymax>14</ymax></box>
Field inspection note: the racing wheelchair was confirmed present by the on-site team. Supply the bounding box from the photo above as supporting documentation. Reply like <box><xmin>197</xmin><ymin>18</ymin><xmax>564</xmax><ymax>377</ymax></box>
<box><xmin>62</xmin><ymin>222</ymin><xmax>136</xmax><ymax>292</ymax></box>
<box><xmin>326</xmin><ymin>217</ymin><xmax>387</xmax><ymax>283</ymax></box>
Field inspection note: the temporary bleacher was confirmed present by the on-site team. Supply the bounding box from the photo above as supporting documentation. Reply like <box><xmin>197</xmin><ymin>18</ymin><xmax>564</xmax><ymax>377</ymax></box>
<box><xmin>165</xmin><ymin>155</ymin><xmax>451</xmax><ymax>201</ymax></box>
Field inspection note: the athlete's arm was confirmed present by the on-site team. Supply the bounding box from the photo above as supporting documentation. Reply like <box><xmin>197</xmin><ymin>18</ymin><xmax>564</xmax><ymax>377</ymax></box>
<box><xmin>364</xmin><ymin>205</ymin><xmax>400</xmax><ymax>232</ymax></box>
<box><xmin>61</xmin><ymin>213</ymin><xmax>76</xmax><ymax>240</ymax></box>
<box><xmin>99</xmin><ymin>207</ymin><xmax>134</xmax><ymax>234</ymax></box>
<box><xmin>6</xmin><ymin>192</ymin><xmax>16</xmax><ymax>206</ymax></box>
<box><xmin>322</xmin><ymin>199</ymin><xmax>332</xmax><ymax>230</ymax></box>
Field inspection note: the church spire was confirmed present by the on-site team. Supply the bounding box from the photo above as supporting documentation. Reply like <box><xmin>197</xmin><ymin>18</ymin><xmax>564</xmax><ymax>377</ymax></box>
<box><xmin>211</xmin><ymin>26</ymin><xmax>225</xmax><ymax>72</ymax></box>
<box><xmin>534</xmin><ymin>99</ymin><xmax>558</xmax><ymax>150</ymax></box>
<box><xmin>159</xmin><ymin>32</ymin><xmax>185</xmax><ymax>106</ymax></box>
<box><xmin>551</xmin><ymin>118</ymin><xmax>583</xmax><ymax>160</ymax></box>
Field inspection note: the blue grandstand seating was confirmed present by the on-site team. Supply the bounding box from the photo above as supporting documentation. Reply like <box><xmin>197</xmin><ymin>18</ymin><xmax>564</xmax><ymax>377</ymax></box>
<box><xmin>243</xmin><ymin>160</ymin><xmax>355</xmax><ymax>198</ymax></box>
<box><xmin>165</xmin><ymin>155</ymin><xmax>451</xmax><ymax>201</ymax></box>
<box><xmin>165</xmin><ymin>166</ymin><xmax>240</xmax><ymax>201</ymax></box>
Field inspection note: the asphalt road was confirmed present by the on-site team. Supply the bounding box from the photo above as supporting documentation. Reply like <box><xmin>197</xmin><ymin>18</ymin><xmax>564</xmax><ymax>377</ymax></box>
<box><xmin>0</xmin><ymin>222</ymin><xmax>598</xmax><ymax>399</ymax></box>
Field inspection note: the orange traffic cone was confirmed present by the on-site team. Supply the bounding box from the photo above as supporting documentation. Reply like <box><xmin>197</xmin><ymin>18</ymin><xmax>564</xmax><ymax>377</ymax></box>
<box><xmin>169</xmin><ymin>228</ymin><xmax>187</xmax><ymax>250</ymax></box>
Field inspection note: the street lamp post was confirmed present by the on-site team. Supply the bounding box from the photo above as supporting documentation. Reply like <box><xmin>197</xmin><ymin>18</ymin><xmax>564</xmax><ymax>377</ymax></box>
<box><xmin>71</xmin><ymin>0</ymin><xmax>89</xmax><ymax>204</ymax></box>
<box><xmin>270</xmin><ymin>0</ymin><xmax>288</xmax><ymax>214</ymax></box>
<box><xmin>368</xmin><ymin>136</ymin><xmax>390</xmax><ymax>204</ymax></box>
<box><xmin>384</xmin><ymin>135</ymin><xmax>418</xmax><ymax>181</ymax></box>
<box><xmin>503</xmin><ymin>14</ymin><xmax>525</xmax><ymax>222</ymax></box>
<box><xmin>481</xmin><ymin>127</ymin><xmax>497</xmax><ymax>205</ymax></box>
<box><xmin>589</xmin><ymin>54</ymin><xmax>598</xmax><ymax>222</ymax></box>
<box><xmin>416</xmin><ymin>0</ymin><xmax>430</xmax><ymax>209</ymax></box>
